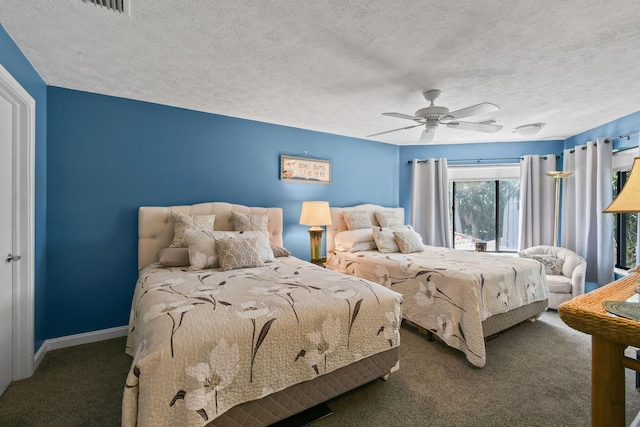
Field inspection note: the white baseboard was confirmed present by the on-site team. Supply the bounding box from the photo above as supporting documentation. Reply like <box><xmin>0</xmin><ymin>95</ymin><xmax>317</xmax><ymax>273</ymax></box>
<box><xmin>34</xmin><ymin>325</ymin><xmax>128</xmax><ymax>370</ymax></box>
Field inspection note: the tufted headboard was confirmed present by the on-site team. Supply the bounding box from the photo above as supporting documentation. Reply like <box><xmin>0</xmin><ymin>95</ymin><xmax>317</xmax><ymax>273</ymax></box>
<box><xmin>326</xmin><ymin>204</ymin><xmax>404</xmax><ymax>252</ymax></box>
<box><xmin>138</xmin><ymin>202</ymin><xmax>283</xmax><ymax>270</ymax></box>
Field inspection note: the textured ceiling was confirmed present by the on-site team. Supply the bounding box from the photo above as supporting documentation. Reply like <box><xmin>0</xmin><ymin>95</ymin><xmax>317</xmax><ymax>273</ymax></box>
<box><xmin>2</xmin><ymin>1</ymin><xmax>640</xmax><ymax>145</ymax></box>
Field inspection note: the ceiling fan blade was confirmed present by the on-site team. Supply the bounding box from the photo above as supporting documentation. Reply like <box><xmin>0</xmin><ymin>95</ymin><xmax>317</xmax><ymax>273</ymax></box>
<box><xmin>446</xmin><ymin>121</ymin><xmax>502</xmax><ymax>133</ymax></box>
<box><xmin>419</xmin><ymin>126</ymin><xmax>437</xmax><ymax>144</ymax></box>
<box><xmin>382</xmin><ymin>112</ymin><xmax>421</xmax><ymax>121</ymax></box>
<box><xmin>446</xmin><ymin>102</ymin><xmax>499</xmax><ymax>120</ymax></box>
<box><xmin>367</xmin><ymin>124</ymin><xmax>422</xmax><ymax>137</ymax></box>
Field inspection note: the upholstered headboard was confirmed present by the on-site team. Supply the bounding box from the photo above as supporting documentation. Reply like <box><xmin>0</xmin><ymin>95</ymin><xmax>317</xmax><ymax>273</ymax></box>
<box><xmin>326</xmin><ymin>204</ymin><xmax>404</xmax><ymax>252</ymax></box>
<box><xmin>138</xmin><ymin>202</ymin><xmax>283</xmax><ymax>270</ymax></box>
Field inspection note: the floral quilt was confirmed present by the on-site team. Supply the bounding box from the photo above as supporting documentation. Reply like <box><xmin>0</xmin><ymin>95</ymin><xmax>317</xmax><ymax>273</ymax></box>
<box><xmin>122</xmin><ymin>256</ymin><xmax>402</xmax><ymax>427</ymax></box>
<box><xmin>326</xmin><ymin>247</ymin><xmax>548</xmax><ymax>367</ymax></box>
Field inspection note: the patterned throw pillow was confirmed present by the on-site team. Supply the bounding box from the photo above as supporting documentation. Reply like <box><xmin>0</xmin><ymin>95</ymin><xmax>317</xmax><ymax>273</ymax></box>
<box><xmin>343</xmin><ymin>211</ymin><xmax>373</xmax><ymax>230</ymax></box>
<box><xmin>215</xmin><ymin>238</ymin><xmax>265</xmax><ymax>271</ymax></box>
<box><xmin>519</xmin><ymin>252</ymin><xmax>564</xmax><ymax>275</ymax></box>
<box><xmin>373</xmin><ymin>225</ymin><xmax>422</xmax><ymax>253</ymax></box>
<box><xmin>232</xmin><ymin>211</ymin><xmax>269</xmax><ymax>231</ymax></box>
<box><xmin>185</xmin><ymin>229</ymin><xmax>275</xmax><ymax>270</ymax></box>
<box><xmin>169</xmin><ymin>212</ymin><xmax>216</xmax><ymax>248</ymax></box>
<box><xmin>375</xmin><ymin>210</ymin><xmax>403</xmax><ymax>228</ymax></box>
<box><xmin>393</xmin><ymin>230</ymin><xmax>424</xmax><ymax>254</ymax></box>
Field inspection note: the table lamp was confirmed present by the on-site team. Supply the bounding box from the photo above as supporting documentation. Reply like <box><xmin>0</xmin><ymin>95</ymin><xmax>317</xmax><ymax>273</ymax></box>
<box><xmin>299</xmin><ymin>201</ymin><xmax>332</xmax><ymax>264</ymax></box>
<box><xmin>604</xmin><ymin>157</ymin><xmax>640</xmax><ymax>272</ymax></box>
<box><xmin>603</xmin><ymin>157</ymin><xmax>640</xmax><ymax>319</ymax></box>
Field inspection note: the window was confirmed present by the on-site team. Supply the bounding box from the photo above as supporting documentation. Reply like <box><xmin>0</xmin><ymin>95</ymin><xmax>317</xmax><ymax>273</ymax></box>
<box><xmin>612</xmin><ymin>169</ymin><xmax>638</xmax><ymax>269</ymax></box>
<box><xmin>450</xmin><ymin>179</ymin><xmax>520</xmax><ymax>252</ymax></box>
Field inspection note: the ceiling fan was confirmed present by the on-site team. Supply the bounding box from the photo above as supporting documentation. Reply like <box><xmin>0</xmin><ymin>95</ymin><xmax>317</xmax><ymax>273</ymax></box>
<box><xmin>368</xmin><ymin>89</ymin><xmax>503</xmax><ymax>143</ymax></box>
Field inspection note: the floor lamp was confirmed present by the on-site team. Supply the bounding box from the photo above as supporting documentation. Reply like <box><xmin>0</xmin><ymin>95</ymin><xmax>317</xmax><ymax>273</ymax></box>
<box><xmin>545</xmin><ymin>170</ymin><xmax>573</xmax><ymax>247</ymax></box>
<box><xmin>299</xmin><ymin>201</ymin><xmax>332</xmax><ymax>265</ymax></box>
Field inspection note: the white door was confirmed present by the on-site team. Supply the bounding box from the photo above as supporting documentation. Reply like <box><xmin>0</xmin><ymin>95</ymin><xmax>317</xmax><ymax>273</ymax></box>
<box><xmin>0</xmin><ymin>92</ymin><xmax>13</xmax><ymax>395</ymax></box>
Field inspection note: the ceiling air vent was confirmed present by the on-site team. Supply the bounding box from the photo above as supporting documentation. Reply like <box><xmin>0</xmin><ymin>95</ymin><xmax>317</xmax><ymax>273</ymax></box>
<box><xmin>83</xmin><ymin>0</ymin><xmax>130</xmax><ymax>15</ymax></box>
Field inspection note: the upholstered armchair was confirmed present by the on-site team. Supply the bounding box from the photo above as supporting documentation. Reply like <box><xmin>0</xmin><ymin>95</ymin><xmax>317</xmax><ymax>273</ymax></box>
<box><xmin>520</xmin><ymin>245</ymin><xmax>587</xmax><ymax>310</ymax></box>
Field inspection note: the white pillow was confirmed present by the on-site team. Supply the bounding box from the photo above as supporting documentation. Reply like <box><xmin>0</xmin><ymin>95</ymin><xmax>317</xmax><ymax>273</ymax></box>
<box><xmin>375</xmin><ymin>210</ymin><xmax>403</xmax><ymax>228</ymax></box>
<box><xmin>334</xmin><ymin>229</ymin><xmax>376</xmax><ymax>252</ymax></box>
<box><xmin>186</xmin><ymin>229</ymin><xmax>275</xmax><ymax>270</ymax></box>
<box><xmin>373</xmin><ymin>225</ymin><xmax>422</xmax><ymax>253</ymax></box>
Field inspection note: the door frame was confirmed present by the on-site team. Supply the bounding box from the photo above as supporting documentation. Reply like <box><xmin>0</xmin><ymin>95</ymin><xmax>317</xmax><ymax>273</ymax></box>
<box><xmin>0</xmin><ymin>64</ymin><xmax>35</xmax><ymax>380</ymax></box>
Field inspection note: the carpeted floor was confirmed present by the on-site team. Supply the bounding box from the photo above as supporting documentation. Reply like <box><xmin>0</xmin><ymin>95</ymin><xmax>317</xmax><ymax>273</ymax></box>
<box><xmin>0</xmin><ymin>311</ymin><xmax>638</xmax><ymax>426</ymax></box>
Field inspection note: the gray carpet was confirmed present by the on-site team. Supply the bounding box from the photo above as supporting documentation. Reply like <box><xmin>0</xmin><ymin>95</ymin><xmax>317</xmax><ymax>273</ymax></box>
<box><xmin>0</xmin><ymin>311</ymin><xmax>638</xmax><ymax>426</ymax></box>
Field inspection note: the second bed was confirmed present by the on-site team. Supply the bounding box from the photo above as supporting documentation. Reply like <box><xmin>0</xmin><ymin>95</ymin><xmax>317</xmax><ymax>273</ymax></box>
<box><xmin>325</xmin><ymin>204</ymin><xmax>549</xmax><ymax>368</ymax></box>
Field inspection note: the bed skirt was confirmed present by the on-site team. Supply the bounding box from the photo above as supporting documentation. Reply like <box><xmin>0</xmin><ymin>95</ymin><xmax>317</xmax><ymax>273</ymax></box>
<box><xmin>208</xmin><ymin>346</ymin><xmax>400</xmax><ymax>426</ymax></box>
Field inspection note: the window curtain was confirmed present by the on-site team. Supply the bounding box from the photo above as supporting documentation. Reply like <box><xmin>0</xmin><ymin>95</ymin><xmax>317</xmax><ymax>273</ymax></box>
<box><xmin>561</xmin><ymin>139</ymin><xmax>614</xmax><ymax>285</ymax></box>
<box><xmin>410</xmin><ymin>158</ymin><xmax>451</xmax><ymax>247</ymax></box>
<box><xmin>518</xmin><ymin>155</ymin><xmax>557</xmax><ymax>250</ymax></box>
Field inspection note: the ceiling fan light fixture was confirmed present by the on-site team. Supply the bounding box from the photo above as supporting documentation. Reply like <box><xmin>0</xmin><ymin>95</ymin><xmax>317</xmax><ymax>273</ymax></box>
<box><xmin>513</xmin><ymin>122</ymin><xmax>546</xmax><ymax>136</ymax></box>
<box><xmin>371</xmin><ymin>89</ymin><xmax>501</xmax><ymax>143</ymax></box>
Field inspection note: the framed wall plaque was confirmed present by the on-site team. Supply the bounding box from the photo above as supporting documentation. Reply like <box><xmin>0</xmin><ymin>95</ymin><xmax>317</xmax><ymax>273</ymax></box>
<box><xmin>280</xmin><ymin>155</ymin><xmax>331</xmax><ymax>184</ymax></box>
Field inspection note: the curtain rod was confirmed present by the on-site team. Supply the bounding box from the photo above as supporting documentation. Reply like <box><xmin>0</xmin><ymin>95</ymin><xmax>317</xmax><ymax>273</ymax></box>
<box><xmin>605</xmin><ymin>129</ymin><xmax>640</xmax><ymax>143</ymax></box>
<box><xmin>566</xmin><ymin>130</ymin><xmax>640</xmax><ymax>153</ymax></box>
<box><xmin>567</xmin><ymin>138</ymin><xmax>612</xmax><ymax>154</ymax></box>
<box><xmin>407</xmin><ymin>155</ymin><xmax>560</xmax><ymax>164</ymax></box>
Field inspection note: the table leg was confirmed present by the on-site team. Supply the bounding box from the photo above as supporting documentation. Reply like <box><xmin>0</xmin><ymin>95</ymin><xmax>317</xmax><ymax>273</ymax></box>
<box><xmin>591</xmin><ymin>335</ymin><xmax>626</xmax><ymax>427</ymax></box>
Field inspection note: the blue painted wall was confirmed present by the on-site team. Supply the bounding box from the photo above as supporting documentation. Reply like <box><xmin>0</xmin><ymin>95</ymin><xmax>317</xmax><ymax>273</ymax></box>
<box><xmin>398</xmin><ymin>140</ymin><xmax>566</xmax><ymax>222</ymax></box>
<box><xmin>565</xmin><ymin>110</ymin><xmax>640</xmax><ymax>151</ymax></box>
<box><xmin>45</xmin><ymin>87</ymin><xmax>399</xmax><ymax>338</ymax></box>
<box><xmin>0</xmin><ymin>24</ymin><xmax>48</xmax><ymax>350</ymax></box>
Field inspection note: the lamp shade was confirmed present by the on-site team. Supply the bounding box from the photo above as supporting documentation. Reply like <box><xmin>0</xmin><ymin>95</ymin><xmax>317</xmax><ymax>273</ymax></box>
<box><xmin>299</xmin><ymin>201</ymin><xmax>332</xmax><ymax>226</ymax></box>
<box><xmin>604</xmin><ymin>157</ymin><xmax>640</xmax><ymax>213</ymax></box>
<box><xmin>544</xmin><ymin>171</ymin><xmax>573</xmax><ymax>179</ymax></box>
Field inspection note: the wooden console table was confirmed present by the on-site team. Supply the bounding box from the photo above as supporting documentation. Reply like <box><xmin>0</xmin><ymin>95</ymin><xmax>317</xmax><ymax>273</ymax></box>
<box><xmin>558</xmin><ymin>274</ymin><xmax>640</xmax><ymax>427</ymax></box>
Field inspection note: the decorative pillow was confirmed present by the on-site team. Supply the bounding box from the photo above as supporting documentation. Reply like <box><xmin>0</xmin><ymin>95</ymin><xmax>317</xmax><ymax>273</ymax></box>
<box><xmin>215</xmin><ymin>238</ymin><xmax>265</xmax><ymax>271</ymax></box>
<box><xmin>270</xmin><ymin>244</ymin><xmax>291</xmax><ymax>257</ymax></box>
<box><xmin>373</xmin><ymin>225</ymin><xmax>421</xmax><ymax>253</ymax></box>
<box><xmin>158</xmin><ymin>247</ymin><xmax>190</xmax><ymax>267</ymax></box>
<box><xmin>394</xmin><ymin>230</ymin><xmax>424</xmax><ymax>254</ymax></box>
<box><xmin>375</xmin><ymin>210</ymin><xmax>403</xmax><ymax>228</ymax></box>
<box><xmin>343</xmin><ymin>211</ymin><xmax>373</xmax><ymax>231</ymax></box>
<box><xmin>186</xmin><ymin>229</ymin><xmax>219</xmax><ymax>270</ymax></box>
<box><xmin>232</xmin><ymin>211</ymin><xmax>269</xmax><ymax>231</ymax></box>
<box><xmin>519</xmin><ymin>252</ymin><xmax>564</xmax><ymax>275</ymax></box>
<box><xmin>169</xmin><ymin>212</ymin><xmax>216</xmax><ymax>248</ymax></box>
<box><xmin>186</xmin><ymin>229</ymin><xmax>275</xmax><ymax>270</ymax></box>
<box><xmin>334</xmin><ymin>229</ymin><xmax>376</xmax><ymax>252</ymax></box>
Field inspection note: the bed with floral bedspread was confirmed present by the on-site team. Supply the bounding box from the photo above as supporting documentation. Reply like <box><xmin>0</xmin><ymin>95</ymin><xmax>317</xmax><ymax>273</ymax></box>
<box><xmin>122</xmin><ymin>256</ymin><xmax>402</xmax><ymax>427</ymax></box>
<box><xmin>326</xmin><ymin>247</ymin><xmax>547</xmax><ymax>367</ymax></box>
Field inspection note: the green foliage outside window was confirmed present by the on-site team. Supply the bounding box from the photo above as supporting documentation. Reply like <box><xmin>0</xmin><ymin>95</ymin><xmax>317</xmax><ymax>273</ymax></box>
<box><xmin>452</xmin><ymin>179</ymin><xmax>520</xmax><ymax>251</ymax></box>
<box><xmin>613</xmin><ymin>171</ymin><xmax>638</xmax><ymax>269</ymax></box>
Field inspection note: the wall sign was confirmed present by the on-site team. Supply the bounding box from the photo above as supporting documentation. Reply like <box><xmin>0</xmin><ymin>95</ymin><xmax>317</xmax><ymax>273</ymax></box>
<box><xmin>280</xmin><ymin>155</ymin><xmax>331</xmax><ymax>184</ymax></box>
